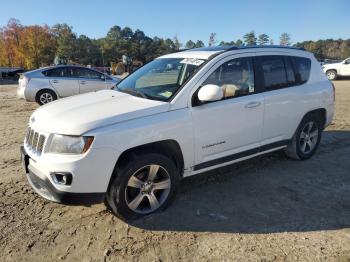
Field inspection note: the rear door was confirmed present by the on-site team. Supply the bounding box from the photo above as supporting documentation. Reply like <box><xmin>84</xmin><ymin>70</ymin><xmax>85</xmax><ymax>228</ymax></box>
<box><xmin>76</xmin><ymin>68</ymin><xmax>109</xmax><ymax>93</ymax></box>
<box><xmin>256</xmin><ymin>54</ymin><xmax>309</xmax><ymax>145</ymax></box>
<box><xmin>45</xmin><ymin>67</ymin><xmax>79</xmax><ymax>97</ymax></box>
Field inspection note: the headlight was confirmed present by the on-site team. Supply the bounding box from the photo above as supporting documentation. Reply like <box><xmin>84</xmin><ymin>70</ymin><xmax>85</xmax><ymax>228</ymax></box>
<box><xmin>48</xmin><ymin>135</ymin><xmax>94</xmax><ymax>154</ymax></box>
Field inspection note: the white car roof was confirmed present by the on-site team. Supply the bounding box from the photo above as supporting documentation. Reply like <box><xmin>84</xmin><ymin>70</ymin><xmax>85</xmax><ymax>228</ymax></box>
<box><xmin>159</xmin><ymin>46</ymin><xmax>231</xmax><ymax>60</ymax></box>
<box><xmin>159</xmin><ymin>51</ymin><xmax>220</xmax><ymax>60</ymax></box>
<box><xmin>158</xmin><ymin>46</ymin><xmax>311</xmax><ymax>60</ymax></box>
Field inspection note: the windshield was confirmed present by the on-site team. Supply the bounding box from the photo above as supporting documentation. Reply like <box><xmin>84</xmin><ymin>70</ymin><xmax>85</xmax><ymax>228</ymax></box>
<box><xmin>116</xmin><ymin>58</ymin><xmax>206</xmax><ymax>101</ymax></box>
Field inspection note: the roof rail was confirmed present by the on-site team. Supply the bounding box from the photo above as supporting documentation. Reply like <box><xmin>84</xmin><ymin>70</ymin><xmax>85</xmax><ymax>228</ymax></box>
<box><xmin>227</xmin><ymin>45</ymin><xmax>305</xmax><ymax>51</ymax></box>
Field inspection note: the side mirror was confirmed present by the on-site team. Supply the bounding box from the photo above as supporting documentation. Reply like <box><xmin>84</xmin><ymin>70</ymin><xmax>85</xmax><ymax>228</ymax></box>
<box><xmin>197</xmin><ymin>84</ymin><xmax>223</xmax><ymax>102</ymax></box>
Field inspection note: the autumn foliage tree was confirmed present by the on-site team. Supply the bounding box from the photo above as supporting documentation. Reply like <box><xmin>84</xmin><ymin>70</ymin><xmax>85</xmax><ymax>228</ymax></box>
<box><xmin>20</xmin><ymin>25</ymin><xmax>56</xmax><ymax>68</ymax></box>
<box><xmin>0</xmin><ymin>19</ymin><xmax>24</xmax><ymax>67</ymax></box>
<box><xmin>1</xmin><ymin>18</ymin><xmax>350</xmax><ymax>70</ymax></box>
<box><xmin>0</xmin><ymin>19</ymin><xmax>55</xmax><ymax>68</ymax></box>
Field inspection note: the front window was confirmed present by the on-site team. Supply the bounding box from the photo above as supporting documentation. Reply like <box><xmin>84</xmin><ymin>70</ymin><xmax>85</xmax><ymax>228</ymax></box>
<box><xmin>116</xmin><ymin>58</ymin><xmax>206</xmax><ymax>101</ymax></box>
<box><xmin>202</xmin><ymin>57</ymin><xmax>255</xmax><ymax>99</ymax></box>
<box><xmin>76</xmin><ymin>68</ymin><xmax>104</xmax><ymax>80</ymax></box>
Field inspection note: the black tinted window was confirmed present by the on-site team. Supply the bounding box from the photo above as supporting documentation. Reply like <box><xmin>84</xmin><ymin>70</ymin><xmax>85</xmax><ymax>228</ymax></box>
<box><xmin>292</xmin><ymin>57</ymin><xmax>311</xmax><ymax>84</ymax></box>
<box><xmin>66</xmin><ymin>67</ymin><xmax>78</xmax><ymax>77</ymax></box>
<box><xmin>77</xmin><ymin>68</ymin><xmax>103</xmax><ymax>79</ymax></box>
<box><xmin>43</xmin><ymin>68</ymin><xmax>67</xmax><ymax>77</ymax></box>
<box><xmin>203</xmin><ymin>57</ymin><xmax>255</xmax><ymax>99</ymax></box>
<box><xmin>260</xmin><ymin>56</ymin><xmax>288</xmax><ymax>90</ymax></box>
<box><xmin>284</xmin><ymin>57</ymin><xmax>295</xmax><ymax>83</ymax></box>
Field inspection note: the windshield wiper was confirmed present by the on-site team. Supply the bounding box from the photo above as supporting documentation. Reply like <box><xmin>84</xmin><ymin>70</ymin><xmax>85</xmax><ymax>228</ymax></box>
<box><xmin>118</xmin><ymin>88</ymin><xmax>150</xmax><ymax>99</ymax></box>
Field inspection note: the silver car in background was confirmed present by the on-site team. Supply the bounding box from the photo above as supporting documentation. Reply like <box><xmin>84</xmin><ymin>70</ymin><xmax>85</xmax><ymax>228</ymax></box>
<box><xmin>17</xmin><ymin>65</ymin><xmax>121</xmax><ymax>105</ymax></box>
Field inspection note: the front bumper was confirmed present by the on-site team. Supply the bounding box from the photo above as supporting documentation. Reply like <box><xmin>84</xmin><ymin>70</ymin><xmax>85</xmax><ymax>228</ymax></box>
<box><xmin>21</xmin><ymin>146</ymin><xmax>105</xmax><ymax>205</ymax></box>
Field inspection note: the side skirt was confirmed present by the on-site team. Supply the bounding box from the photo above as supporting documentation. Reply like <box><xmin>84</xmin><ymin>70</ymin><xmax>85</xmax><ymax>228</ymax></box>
<box><xmin>191</xmin><ymin>140</ymin><xmax>290</xmax><ymax>173</ymax></box>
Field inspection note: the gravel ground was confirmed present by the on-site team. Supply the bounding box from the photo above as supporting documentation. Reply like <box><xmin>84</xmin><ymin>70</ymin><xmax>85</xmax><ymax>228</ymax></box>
<box><xmin>0</xmin><ymin>81</ymin><xmax>350</xmax><ymax>262</ymax></box>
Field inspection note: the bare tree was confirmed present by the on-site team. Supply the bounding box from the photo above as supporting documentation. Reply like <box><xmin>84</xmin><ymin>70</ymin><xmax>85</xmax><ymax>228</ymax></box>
<box><xmin>280</xmin><ymin>33</ymin><xmax>291</xmax><ymax>46</ymax></box>
<box><xmin>173</xmin><ymin>34</ymin><xmax>182</xmax><ymax>50</ymax></box>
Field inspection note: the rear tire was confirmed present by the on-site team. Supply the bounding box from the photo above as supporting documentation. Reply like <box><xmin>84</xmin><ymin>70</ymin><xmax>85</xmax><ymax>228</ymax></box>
<box><xmin>326</xmin><ymin>70</ymin><xmax>337</xmax><ymax>80</ymax></box>
<box><xmin>106</xmin><ymin>153</ymin><xmax>179</xmax><ymax>220</ymax></box>
<box><xmin>284</xmin><ymin>114</ymin><xmax>322</xmax><ymax>160</ymax></box>
<box><xmin>35</xmin><ymin>89</ymin><xmax>57</xmax><ymax>105</ymax></box>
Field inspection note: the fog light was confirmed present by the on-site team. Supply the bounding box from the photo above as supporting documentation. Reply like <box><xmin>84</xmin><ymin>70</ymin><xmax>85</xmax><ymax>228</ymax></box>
<box><xmin>51</xmin><ymin>172</ymin><xmax>72</xmax><ymax>185</ymax></box>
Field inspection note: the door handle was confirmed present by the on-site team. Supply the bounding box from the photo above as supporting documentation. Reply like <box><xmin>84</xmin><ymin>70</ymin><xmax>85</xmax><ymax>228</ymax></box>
<box><xmin>245</xmin><ymin>101</ymin><xmax>261</xmax><ymax>108</ymax></box>
<box><xmin>80</xmin><ymin>81</ymin><xmax>86</xmax><ymax>85</ymax></box>
<box><xmin>52</xmin><ymin>80</ymin><xmax>59</xmax><ymax>83</ymax></box>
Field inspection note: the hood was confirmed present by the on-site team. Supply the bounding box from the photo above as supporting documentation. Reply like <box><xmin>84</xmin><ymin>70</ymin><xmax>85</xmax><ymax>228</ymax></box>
<box><xmin>323</xmin><ymin>61</ymin><xmax>342</xmax><ymax>68</ymax></box>
<box><xmin>30</xmin><ymin>90</ymin><xmax>169</xmax><ymax>135</ymax></box>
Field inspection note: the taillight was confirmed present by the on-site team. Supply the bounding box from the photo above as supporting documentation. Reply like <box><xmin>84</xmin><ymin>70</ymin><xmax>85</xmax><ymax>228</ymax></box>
<box><xmin>22</xmin><ymin>76</ymin><xmax>31</xmax><ymax>87</ymax></box>
<box><xmin>331</xmin><ymin>82</ymin><xmax>335</xmax><ymax>102</ymax></box>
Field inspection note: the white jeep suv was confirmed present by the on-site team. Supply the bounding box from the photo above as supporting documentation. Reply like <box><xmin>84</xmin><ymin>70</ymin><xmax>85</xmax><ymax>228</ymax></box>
<box><xmin>21</xmin><ymin>46</ymin><xmax>335</xmax><ymax>220</ymax></box>
<box><xmin>322</xmin><ymin>57</ymin><xmax>350</xmax><ymax>80</ymax></box>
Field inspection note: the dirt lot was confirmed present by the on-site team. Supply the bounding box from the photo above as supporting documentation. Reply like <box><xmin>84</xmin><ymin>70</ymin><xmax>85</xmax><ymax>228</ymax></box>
<box><xmin>1</xmin><ymin>81</ymin><xmax>350</xmax><ymax>262</ymax></box>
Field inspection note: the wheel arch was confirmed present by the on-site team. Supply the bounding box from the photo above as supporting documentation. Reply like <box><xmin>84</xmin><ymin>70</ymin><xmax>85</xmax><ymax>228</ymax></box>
<box><xmin>35</xmin><ymin>88</ymin><xmax>58</xmax><ymax>102</ymax></box>
<box><xmin>326</xmin><ymin>68</ymin><xmax>338</xmax><ymax>75</ymax></box>
<box><xmin>299</xmin><ymin>108</ymin><xmax>327</xmax><ymax>131</ymax></box>
<box><xmin>109</xmin><ymin>139</ymin><xmax>185</xmax><ymax>185</ymax></box>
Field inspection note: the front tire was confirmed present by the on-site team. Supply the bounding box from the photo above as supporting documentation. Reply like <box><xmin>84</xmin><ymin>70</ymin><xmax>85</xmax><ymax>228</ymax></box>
<box><xmin>284</xmin><ymin>115</ymin><xmax>322</xmax><ymax>160</ymax></box>
<box><xmin>326</xmin><ymin>70</ymin><xmax>337</xmax><ymax>80</ymax></box>
<box><xmin>106</xmin><ymin>153</ymin><xmax>179</xmax><ymax>220</ymax></box>
<box><xmin>36</xmin><ymin>89</ymin><xmax>57</xmax><ymax>105</ymax></box>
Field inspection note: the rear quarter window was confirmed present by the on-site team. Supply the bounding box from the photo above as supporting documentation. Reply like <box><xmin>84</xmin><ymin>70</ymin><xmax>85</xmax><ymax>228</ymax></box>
<box><xmin>292</xmin><ymin>57</ymin><xmax>311</xmax><ymax>84</ymax></box>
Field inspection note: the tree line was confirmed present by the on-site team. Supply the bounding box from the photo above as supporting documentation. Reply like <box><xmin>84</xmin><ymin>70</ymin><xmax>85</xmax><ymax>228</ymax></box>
<box><xmin>1</xmin><ymin>19</ymin><xmax>350</xmax><ymax>70</ymax></box>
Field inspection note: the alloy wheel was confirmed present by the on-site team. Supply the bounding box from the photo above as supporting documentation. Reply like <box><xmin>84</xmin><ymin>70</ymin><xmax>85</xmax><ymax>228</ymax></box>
<box><xmin>39</xmin><ymin>92</ymin><xmax>53</xmax><ymax>104</ymax></box>
<box><xmin>299</xmin><ymin>121</ymin><xmax>319</xmax><ymax>154</ymax></box>
<box><xmin>327</xmin><ymin>71</ymin><xmax>336</xmax><ymax>80</ymax></box>
<box><xmin>125</xmin><ymin>164</ymin><xmax>171</xmax><ymax>214</ymax></box>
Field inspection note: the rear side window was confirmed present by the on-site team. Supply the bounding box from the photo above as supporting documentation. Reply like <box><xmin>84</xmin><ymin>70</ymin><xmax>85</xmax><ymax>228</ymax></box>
<box><xmin>43</xmin><ymin>68</ymin><xmax>67</xmax><ymax>77</ymax></box>
<box><xmin>292</xmin><ymin>57</ymin><xmax>311</xmax><ymax>84</ymax></box>
<box><xmin>260</xmin><ymin>56</ymin><xmax>288</xmax><ymax>90</ymax></box>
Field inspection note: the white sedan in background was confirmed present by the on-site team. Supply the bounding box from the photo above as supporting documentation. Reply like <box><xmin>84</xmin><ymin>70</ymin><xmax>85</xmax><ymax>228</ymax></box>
<box><xmin>17</xmin><ymin>65</ymin><xmax>121</xmax><ymax>105</ymax></box>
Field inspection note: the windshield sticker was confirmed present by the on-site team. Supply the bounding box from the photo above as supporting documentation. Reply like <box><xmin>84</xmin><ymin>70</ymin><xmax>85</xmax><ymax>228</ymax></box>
<box><xmin>159</xmin><ymin>91</ymin><xmax>173</xmax><ymax>98</ymax></box>
<box><xmin>180</xmin><ymin>58</ymin><xmax>205</xmax><ymax>66</ymax></box>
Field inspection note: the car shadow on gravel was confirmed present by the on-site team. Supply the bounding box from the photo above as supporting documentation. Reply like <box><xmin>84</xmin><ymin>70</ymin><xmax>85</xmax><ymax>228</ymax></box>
<box><xmin>131</xmin><ymin>130</ymin><xmax>350</xmax><ymax>233</ymax></box>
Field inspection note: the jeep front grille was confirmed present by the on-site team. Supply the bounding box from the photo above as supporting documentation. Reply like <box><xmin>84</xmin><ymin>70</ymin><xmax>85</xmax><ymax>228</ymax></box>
<box><xmin>25</xmin><ymin>127</ymin><xmax>46</xmax><ymax>156</ymax></box>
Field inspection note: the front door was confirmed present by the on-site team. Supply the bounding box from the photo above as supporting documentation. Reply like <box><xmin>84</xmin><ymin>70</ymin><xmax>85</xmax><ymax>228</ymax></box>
<box><xmin>76</xmin><ymin>68</ymin><xmax>109</xmax><ymax>94</ymax></box>
<box><xmin>340</xmin><ymin>58</ymin><xmax>350</xmax><ymax>76</ymax></box>
<box><xmin>191</xmin><ymin>56</ymin><xmax>264</xmax><ymax>170</ymax></box>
